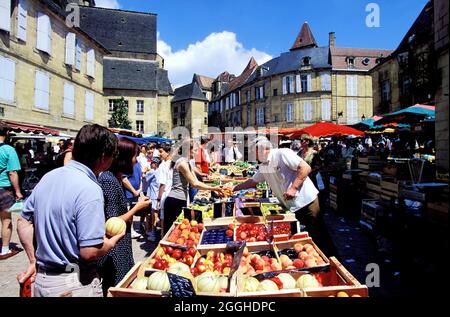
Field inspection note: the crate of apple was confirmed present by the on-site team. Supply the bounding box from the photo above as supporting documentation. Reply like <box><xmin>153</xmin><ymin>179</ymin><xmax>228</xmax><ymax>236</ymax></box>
<box><xmin>165</xmin><ymin>219</ymin><xmax>204</xmax><ymax>248</ymax></box>
<box><xmin>236</xmin><ymin>223</ymin><xmax>268</xmax><ymax>243</ymax></box>
<box><xmin>148</xmin><ymin>246</ymin><xmax>198</xmax><ymax>271</ymax></box>
<box><xmin>239</xmin><ymin>247</ymin><xmax>283</xmax><ymax>275</ymax></box>
<box><xmin>191</xmin><ymin>250</ymin><xmax>234</xmax><ymax>277</ymax></box>
<box><xmin>277</xmin><ymin>242</ymin><xmax>327</xmax><ymax>270</ymax></box>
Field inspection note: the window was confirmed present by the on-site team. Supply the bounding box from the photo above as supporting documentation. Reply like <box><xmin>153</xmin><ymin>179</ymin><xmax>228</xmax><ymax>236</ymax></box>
<box><xmin>174</xmin><ymin>106</ymin><xmax>178</xmax><ymax>114</ymax></box>
<box><xmin>381</xmin><ymin>80</ymin><xmax>391</xmax><ymax>103</ymax></box>
<box><xmin>86</xmin><ymin>48</ymin><xmax>95</xmax><ymax>78</ymax></box>
<box><xmin>0</xmin><ymin>107</ymin><xmax>4</xmax><ymax>117</ymax></box>
<box><xmin>256</xmin><ymin>107</ymin><xmax>265</xmax><ymax>125</ymax></box>
<box><xmin>303</xmin><ymin>101</ymin><xmax>312</xmax><ymax>122</ymax></box>
<box><xmin>173</xmin><ymin>118</ymin><xmax>178</xmax><ymax>126</ymax></box>
<box><xmin>0</xmin><ymin>0</ymin><xmax>11</xmax><ymax>32</ymax></box>
<box><xmin>63</xmin><ymin>82</ymin><xmax>75</xmax><ymax>116</ymax></box>
<box><xmin>17</xmin><ymin>0</ymin><xmax>27</xmax><ymax>41</ymax></box>
<box><xmin>346</xmin><ymin>57</ymin><xmax>355</xmax><ymax>68</ymax></box>
<box><xmin>65</xmin><ymin>32</ymin><xmax>76</xmax><ymax>66</ymax></box>
<box><xmin>301</xmin><ymin>75</ymin><xmax>308</xmax><ymax>93</ymax></box>
<box><xmin>180</xmin><ymin>118</ymin><xmax>185</xmax><ymax>126</ymax></box>
<box><xmin>220</xmin><ymin>99</ymin><xmax>223</xmax><ymax>112</ymax></box>
<box><xmin>302</xmin><ymin>56</ymin><xmax>311</xmax><ymax>66</ymax></box>
<box><xmin>36</xmin><ymin>12</ymin><xmax>52</xmax><ymax>54</ymax></box>
<box><xmin>136</xmin><ymin>120</ymin><xmax>144</xmax><ymax>132</ymax></box>
<box><xmin>181</xmin><ymin>103</ymin><xmax>186</xmax><ymax>113</ymax></box>
<box><xmin>273</xmin><ymin>89</ymin><xmax>278</xmax><ymax>96</ymax></box>
<box><xmin>0</xmin><ymin>56</ymin><xmax>15</xmax><ymax>103</ymax></box>
<box><xmin>346</xmin><ymin>99</ymin><xmax>358</xmax><ymax>124</ymax></box>
<box><xmin>246</xmin><ymin>90</ymin><xmax>251</xmax><ymax>103</ymax></box>
<box><xmin>282</xmin><ymin>76</ymin><xmax>295</xmax><ymax>94</ymax></box>
<box><xmin>321</xmin><ymin>100</ymin><xmax>331</xmax><ymax>121</ymax></box>
<box><xmin>255</xmin><ymin>86</ymin><xmax>264</xmax><ymax>100</ymax></box>
<box><xmin>35</xmin><ymin>71</ymin><xmax>50</xmax><ymax>110</ymax></box>
<box><xmin>85</xmin><ymin>91</ymin><xmax>94</xmax><ymax>121</ymax></box>
<box><xmin>225</xmin><ymin>96</ymin><xmax>229</xmax><ymax>110</ymax></box>
<box><xmin>75</xmin><ymin>39</ymin><xmax>82</xmax><ymax>71</ymax></box>
<box><xmin>136</xmin><ymin>100</ymin><xmax>144</xmax><ymax>113</ymax></box>
<box><xmin>286</xmin><ymin>103</ymin><xmax>294</xmax><ymax>122</ymax></box>
<box><xmin>204</xmin><ymin>102</ymin><xmax>208</xmax><ymax>113</ymax></box>
<box><xmin>321</xmin><ymin>73</ymin><xmax>331</xmax><ymax>91</ymax></box>
<box><xmin>247</xmin><ymin>107</ymin><xmax>251</xmax><ymax>126</ymax></box>
<box><xmin>108</xmin><ymin>99</ymin><xmax>115</xmax><ymax>112</ymax></box>
<box><xmin>346</xmin><ymin>75</ymin><xmax>358</xmax><ymax>96</ymax></box>
<box><xmin>204</xmin><ymin>117</ymin><xmax>208</xmax><ymax>125</ymax></box>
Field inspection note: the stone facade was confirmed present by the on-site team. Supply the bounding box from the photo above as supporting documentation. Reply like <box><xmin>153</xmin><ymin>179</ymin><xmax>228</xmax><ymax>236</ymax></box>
<box><xmin>0</xmin><ymin>0</ymin><xmax>107</xmax><ymax>135</ymax></box>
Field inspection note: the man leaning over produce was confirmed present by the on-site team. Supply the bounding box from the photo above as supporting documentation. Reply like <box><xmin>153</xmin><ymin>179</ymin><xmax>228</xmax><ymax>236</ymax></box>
<box><xmin>16</xmin><ymin>124</ymin><xmax>125</xmax><ymax>297</ymax></box>
<box><xmin>233</xmin><ymin>137</ymin><xmax>331</xmax><ymax>253</ymax></box>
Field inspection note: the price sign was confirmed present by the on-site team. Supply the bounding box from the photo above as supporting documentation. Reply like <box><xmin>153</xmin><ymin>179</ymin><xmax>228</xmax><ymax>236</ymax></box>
<box><xmin>226</xmin><ymin>240</ymin><xmax>246</xmax><ymax>278</ymax></box>
<box><xmin>167</xmin><ymin>273</ymin><xmax>196</xmax><ymax>298</ymax></box>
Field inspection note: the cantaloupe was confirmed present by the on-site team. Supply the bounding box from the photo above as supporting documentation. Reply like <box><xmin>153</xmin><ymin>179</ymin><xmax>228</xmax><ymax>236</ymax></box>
<box><xmin>131</xmin><ymin>277</ymin><xmax>148</xmax><ymax>291</ymax></box>
<box><xmin>277</xmin><ymin>273</ymin><xmax>296</xmax><ymax>289</ymax></box>
<box><xmin>147</xmin><ymin>271</ymin><xmax>170</xmax><ymax>292</ymax></box>
<box><xmin>296</xmin><ymin>274</ymin><xmax>320</xmax><ymax>289</ymax></box>
<box><xmin>105</xmin><ymin>217</ymin><xmax>126</xmax><ymax>237</ymax></box>
<box><xmin>196</xmin><ymin>272</ymin><xmax>220</xmax><ymax>293</ymax></box>
<box><xmin>257</xmin><ymin>280</ymin><xmax>279</xmax><ymax>292</ymax></box>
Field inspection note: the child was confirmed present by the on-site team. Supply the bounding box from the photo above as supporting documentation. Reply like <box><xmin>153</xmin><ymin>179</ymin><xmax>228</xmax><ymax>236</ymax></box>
<box><xmin>145</xmin><ymin>157</ymin><xmax>162</xmax><ymax>241</ymax></box>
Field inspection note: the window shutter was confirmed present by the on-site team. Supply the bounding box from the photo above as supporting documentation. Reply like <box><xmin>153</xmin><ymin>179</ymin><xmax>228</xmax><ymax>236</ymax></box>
<box><xmin>85</xmin><ymin>91</ymin><xmax>94</xmax><ymax>121</ymax></box>
<box><xmin>304</xmin><ymin>101</ymin><xmax>312</xmax><ymax>122</ymax></box>
<box><xmin>220</xmin><ymin>99</ymin><xmax>223</xmax><ymax>112</ymax></box>
<box><xmin>37</xmin><ymin>12</ymin><xmax>51</xmax><ymax>54</ymax></box>
<box><xmin>86</xmin><ymin>48</ymin><xmax>95</xmax><ymax>78</ymax></box>
<box><xmin>17</xmin><ymin>0</ymin><xmax>27</xmax><ymax>41</ymax></box>
<box><xmin>260</xmin><ymin>86</ymin><xmax>264</xmax><ymax>99</ymax></box>
<box><xmin>353</xmin><ymin>76</ymin><xmax>358</xmax><ymax>96</ymax></box>
<box><xmin>75</xmin><ymin>39</ymin><xmax>82</xmax><ymax>70</ymax></box>
<box><xmin>0</xmin><ymin>0</ymin><xmax>11</xmax><ymax>32</ymax></box>
<box><xmin>347</xmin><ymin>99</ymin><xmax>358</xmax><ymax>124</ymax></box>
<box><xmin>321</xmin><ymin>100</ymin><xmax>331</xmax><ymax>121</ymax></box>
<box><xmin>296</xmin><ymin>74</ymin><xmax>301</xmax><ymax>93</ymax></box>
<box><xmin>63</xmin><ymin>82</ymin><xmax>75</xmax><ymax>116</ymax></box>
<box><xmin>307</xmin><ymin>74</ymin><xmax>312</xmax><ymax>92</ymax></box>
<box><xmin>65</xmin><ymin>32</ymin><xmax>76</xmax><ymax>65</ymax></box>
<box><xmin>282</xmin><ymin>77</ymin><xmax>287</xmax><ymax>95</ymax></box>
<box><xmin>322</xmin><ymin>73</ymin><xmax>331</xmax><ymax>91</ymax></box>
<box><xmin>0</xmin><ymin>56</ymin><xmax>15</xmax><ymax>102</ymax></box>
<box><xmin>35</xmin><ymin>71</ymin><xmax>49</xmax><ymax>110</ymax></box>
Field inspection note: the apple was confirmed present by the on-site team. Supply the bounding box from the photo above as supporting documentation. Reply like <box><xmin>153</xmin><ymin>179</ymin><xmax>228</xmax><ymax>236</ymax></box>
<box><xmin>190</xmin><ymin>267</ymin><xmax>199</xmax><ymax>276</ymax></box>
<box><xmin>179</xmin><ymin>223</ymin><xmax>187</xmax><ymax>230</ymax></box>
<box><xmin>214</xmin><ymin>262</ymin><xmax>223</xmax><ymax>272</ymax></box>
<box><xmin>187</xmin><ymin>247</ymin><xmax>197</xmax><ymax>257</ymax></box>
<box><xmin>191</xmin><ymin>226</ymin><xmax>199</xmax><ymax>233</ymax></box>
<box><xmin>197</xmin><ymin>257</ymin><xmax>206</xmax><ymax>265</ymax></box>
<box><xmin>240</xmin><ymin>232</ymin><xmax>247</xmax><ymax>240</ymax></box>
<box><xmin>190</xmin><ymin>220</ymin><xmax>198</xmax><ymax>227</ymax></box>
<box><xmin>257</xmin><ymin>234</ymin><xmax>266</xmax><ymax>241</ymax></box>
<box><xmin>183</xmin><ymin>255</ymin><xmax>194</xmax><ymax>266</ymax></box>
<box><xmin>172</xmin><ymin>249</ymin><xmax>182</xmax><ymax>260</ymax></box>
<box><xmin>153</xmin><ymin>261</ymin><xmax>164</xmax><ymax>270</ymax></box>
<box><xmin>186</xmin><ymin>240</ymin><xmax>195</xmax><ymax>248</ymax></box>
<box><xmin>226</xmin><ymin>229</ymin><xmax>233</xmax><ymax>237</ymax></box>
<box><xmin>225</xmin><ymin>254</ymin><xmax>233</xmax><ymax>262</ymax></box>
<box><xmin>228</xmin><ymin>223</ymin><xmax>234</xmax><ymax>230</ymax></box>
<box><xmin>293</xmin><ymin>259</ymin><xmax>305</xmax><ymax>268</ymax></box>
<box><xmin>206</xmin><ymin>251</ymin><xmax>215</xmax><ymax>260</ymax></box>
<box><xmin>176</xmin><ymin>237</ymin><xmax>186</xmax><ymax>245</ymax></box>
<box><xmin>163</xmin><ymin>246</ymin><xmax>174</xmax><ymax>255</ymax></box>
<box><xmin>198</xmin><ymin>223</ymin><xmax>204</xmax><ymax>231</ymax></box>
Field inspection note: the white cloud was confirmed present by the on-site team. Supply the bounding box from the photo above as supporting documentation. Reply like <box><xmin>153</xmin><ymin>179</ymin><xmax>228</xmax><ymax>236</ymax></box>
<box><xmin>95</xmin><ymin>0</ymin><xmax>120</xmax><ymax>9</ymax></box>
<box><xmin>158</xmin><ymin>32</ymin><xmax>273</xmax><ymax>87</ymax></box>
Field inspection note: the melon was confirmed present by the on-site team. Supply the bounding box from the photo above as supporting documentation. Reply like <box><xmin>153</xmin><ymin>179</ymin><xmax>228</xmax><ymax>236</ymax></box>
<box><xmin>277</xmin><ymin>273</ymin><xmax>296</xmax><ymax>289</ymax></box>
<box><xmin>242</xmin><ymin>276</ymin><xmax>260</xmax><ymax>292</ymax></box>
<box><xmin>296</xmin><ymin>274</ymin><xmax>320</xmax><ymax>289</ymax></box>
<box><xmin>257</xmin><ymin>280</ymin><xmax>279</xmax><ymax>292</ymax></box>
<box><xmin>147</xmin><ymin>271</ymin><xmax>170</xmax><ymax>292</ymax></box>
<box><xmin>196</xmin><ymin>272</ymin><xmax>221</xmax><ymax>293</ymax></box>
<box><xmin>130</xmin><ymin>277</ymin><xmax>148</xmax><ymax>291</ymax></box>
<box><xmin>218</xmin><ymin>276</ymin><xmax>228</xmax><ymax>291</ymax></box>
<box><xmin>105</xmin><ymin>217</ymin><xmax>126</xmax><ymax>237</ymax></box>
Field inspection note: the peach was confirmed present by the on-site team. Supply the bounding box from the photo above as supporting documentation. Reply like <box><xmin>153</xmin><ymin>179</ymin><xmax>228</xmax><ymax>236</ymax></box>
<box><xmin>305</xmin><ymin>259</ymin><xmax>317</xmax><ymax>268</ymax></box>
<box><xmin>271</xmin><ymin>262</ymin><xmax>282</xmax><ymax>271</ymax></box>
<box><xmin>280</xmin><ymin>255</ymin><xmax>290</xmax><ymax>262</ymax></box>
<box><xmin>299</xmin><ymin>251</ymin><xmax>309</xmax><ymax>260</ymax></box>
<box><xmin>294</xmin><ymin>243</ymin><xmax>304</xmax><ymax>253</ymax></box>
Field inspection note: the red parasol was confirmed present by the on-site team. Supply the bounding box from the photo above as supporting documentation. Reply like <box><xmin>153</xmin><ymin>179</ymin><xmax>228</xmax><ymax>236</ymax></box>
<box><xmin>289</xmin><ymin>122</ymin><xmax>365</xmax><ymax>139</ymax></box>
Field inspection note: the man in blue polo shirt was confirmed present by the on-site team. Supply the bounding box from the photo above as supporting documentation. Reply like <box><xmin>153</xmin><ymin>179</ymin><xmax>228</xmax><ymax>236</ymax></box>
<box><xmin>0</xmin><ymin>123</ymin><xmax>23</xmax><ymax>261</ymax></box>
<box><xmin>17</xmin><ymin>125</ymin><xmax>125</xmax><ymax>297</ymax></box>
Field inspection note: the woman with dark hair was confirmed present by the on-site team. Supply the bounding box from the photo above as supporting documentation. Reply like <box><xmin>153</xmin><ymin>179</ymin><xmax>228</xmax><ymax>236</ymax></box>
<box><xmin>97</xmin><ymin>138</ymin><xmax>151</xmax><ymax>295</ymax></box>
<box><xmin>163</xmin><ymin>140</ymin><xmax>224</xmax><ymax>233</ymax></box>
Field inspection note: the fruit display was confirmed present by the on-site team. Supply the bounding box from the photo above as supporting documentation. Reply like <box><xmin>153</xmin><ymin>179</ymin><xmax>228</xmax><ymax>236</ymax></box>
<box><xmin>195</xmin><ymin>272</ymin><xmax>222</xmax><ymax>293</ymax></box>
<box><xmin>277</xmin><ymin>242</ymin><xmax>327</xmax><ymax>269</ymax></box>
<box><xmin>235</xmin><ymin>223</ymin><xmax>268</xmax><ymax>243</ymax></box>
<box><xmin>165</xmin><ymin>219</ymin><xmax>204</xmax><ymax>247</ymax></box>
<box><xmin>296</xmin><ymin>274</ymin><xmax>321</xmax><ymax>289</ymax></box>
<box><xmin>192</xmin><ymin>250</ymin><xmax>234</xmax><ymax>277</ymax></box>
<box><xmin>147</xmin><ymin>271</ymin><xmax>171</xmax><ymax>292</ymax></box>
<box><xmin>260</xmin><ymin>203</ymin><xmax>284</xmax><ymax>216</ymax></box>
<box><xmin>239</xmin><ymin>247</ymin><xmax>283</xmax><ymax>275</ymax></box>
<box><xmin>105</xmin><ymin>217</ymin><xmax>126</xmax><ymax>237</ymax></box>
<box><xmin>200</xmin><ymin>224</ymin><xmax>234</xmax><ymax>245</ymax></box>
<box><xmin>147</xmin><ymin>245</ymin><xmax>198</xmax><ymax>270</ymax></box>
<box><xmin>268</xmin><ymin>222</ymin><xmax>292</xmax><ymax>236</ymax></box>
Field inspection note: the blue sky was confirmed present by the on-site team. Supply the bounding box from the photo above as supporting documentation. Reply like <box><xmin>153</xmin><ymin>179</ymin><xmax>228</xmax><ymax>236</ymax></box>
<box><xmin>96</xmin><ymin>0</ymin><xmax>429</xmax><ymax>86</ymax></box>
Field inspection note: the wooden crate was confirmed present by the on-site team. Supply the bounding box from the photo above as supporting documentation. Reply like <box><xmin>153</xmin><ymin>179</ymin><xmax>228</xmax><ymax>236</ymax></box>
<box><xmin>301</xmin><ymin>257</ymin><xmax>369</xmax><ymax>297</ymax></box>
<box><xmin>381</xmin><ymin>180</ymin><xmax>399</xmax><ymax>201</ymax></box>
<box><xmin>366</xmin><ymin>183</ymin><xmax>381</xmax><ymax>199</ymax></box>
<box><xmin>358</xmin><ymin>156</ymin><xmax>384</xmax><ymax>172</ymax></box>
<box><xmin>108</xmin><ymin>262</ymin><xmax>168</xmax><ymax>297</ymax></box>
<box><xmin>274</xmin><ymin>237</ymin><xmax>330</xmax><ymax>270</ymax></box>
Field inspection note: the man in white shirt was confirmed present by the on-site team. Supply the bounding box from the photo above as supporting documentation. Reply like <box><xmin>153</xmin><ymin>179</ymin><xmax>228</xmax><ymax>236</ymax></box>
<box><xmin>233</xmin><ymin>137</ymin><xmax>325</xmax><ymax>246</ymax></box>
<box><xmin>223</xmin><ymin>140</ymin><xmax>243</xmax><ymax>164</ymax></box>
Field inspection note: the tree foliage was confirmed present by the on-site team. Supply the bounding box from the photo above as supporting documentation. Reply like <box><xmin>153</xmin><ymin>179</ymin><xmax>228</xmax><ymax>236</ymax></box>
<box><xmin>109</xmin><ymin>97</ymin><xmax>132</xmax><ymax>130</ymax></box>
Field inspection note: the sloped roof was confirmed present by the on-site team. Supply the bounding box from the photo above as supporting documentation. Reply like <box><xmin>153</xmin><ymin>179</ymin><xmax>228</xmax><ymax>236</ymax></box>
<box><xmin>172</xmin><ymin>82</ymin><xmax>208</xmax><ymax>103</ymax></box>
<box><xmin>103</xmin><ymin>59</ymin><xmax>171</xmax><ymax>93</ymax></box>
<box><xmin>226</xmin><ymin>57</ymin><xmax>259</xmax><ymax>93</ymax></box>
<box><xmin>78</xmin><ymin>6</ymin><xmax>157</xmax><ymax>54</ymax></box>
<box><xmin>193</xmin><ymin>74</ymin><xmax>215</xmax><ymax>91</ymax></box>
<box><xmin>215</xmin><ymin>72</ymin><xmax>235</xmax><ymax>83</ymax></box>
<box><xmin>331</xmin><ymin>47</ymin><xmax>393</xmax><ymax>70</ymax></box>
<box><xmin>290</xmin><ymin>22</ymin><xmax>318</xmax><ymax>51</ymax></box>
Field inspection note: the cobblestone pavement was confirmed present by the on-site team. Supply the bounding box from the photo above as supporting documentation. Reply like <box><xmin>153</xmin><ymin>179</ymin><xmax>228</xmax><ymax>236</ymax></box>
<box><xmin>0</xmin><ymin>214</ymin><xmax>156</xmax><ymax>297</ymax></box>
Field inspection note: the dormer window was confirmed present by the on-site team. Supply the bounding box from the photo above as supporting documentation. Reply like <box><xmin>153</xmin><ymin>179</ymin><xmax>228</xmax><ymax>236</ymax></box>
<box><xmin>302</xmin><ymin>56</ymin><xmax>311</xmax><ymax>66</ymax></box>
<box><xmin>362</xmin><ymin>58</ymin><xmax>370</xmax><ymax>66</ymax></box>
<box><xmin>346</xmin><ymin>56</ymin><xmax>355</xmax><ymax>68</ymax></box>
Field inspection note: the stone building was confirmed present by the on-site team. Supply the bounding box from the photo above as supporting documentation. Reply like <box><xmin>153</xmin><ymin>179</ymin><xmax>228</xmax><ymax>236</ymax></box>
<box><xmin>0</xmin><ymin>0</ymin><xmax>108</xmax><ymax>135</ymax></box>
<box><xmin>78</xmin><ymin>5</ymin><xmax>173</xmax><ymax>136</ymax></box>
<box><xmin>192</xmin><ymin>73</ymin><xmax>214</xmax><ymax>101</ymax></box>
<box><xmin>171</xmin><ymin>81</ymin><xmax>209</xmax><ymax>139</ymax></box>
<box><xmin>209</xmin><ymin>22</ymin><xmax>391</xmax><ymax>130</ymax></box>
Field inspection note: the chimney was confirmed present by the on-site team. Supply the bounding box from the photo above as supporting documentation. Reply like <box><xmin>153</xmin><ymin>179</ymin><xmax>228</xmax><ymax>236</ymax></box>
<box><xmin>329</xmin><ymin>32</ymin><xmax>336</xmax><ymax>48</ymax></box>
